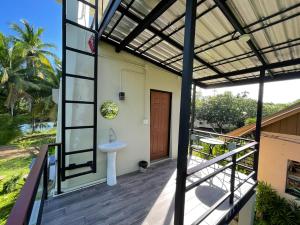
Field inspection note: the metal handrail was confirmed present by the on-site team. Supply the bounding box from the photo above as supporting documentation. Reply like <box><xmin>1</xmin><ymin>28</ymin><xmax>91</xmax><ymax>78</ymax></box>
<box><xmin>191</xmin><ymin>128</ymin><xmax>253</xmax><ymax>142</ymax></box>
<box><xmin>6</xmin><ymin>143</ymin><xmax>61</xmax><ymax>225</ymax></box>
<box><xmin>187</xmin><ymin>141</ymin><xmax>257</xmax><ymax>176</ymax></box>
<box><xmin>186</xmin><ymin>141</ymin><xmax>258</xmax><ymax>225</ymax></box>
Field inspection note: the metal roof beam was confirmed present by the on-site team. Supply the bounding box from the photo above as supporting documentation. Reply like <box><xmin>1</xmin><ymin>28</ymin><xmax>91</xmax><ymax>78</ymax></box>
<box><xmin>194</xmin><ymin>38</ymin><xmax>300</xmax><ymax>72</ymax></box>
<box><xmin>116</xmin><ymin>0</ymin><xmax>177</xmax><ymax>52</ymax></box>
<box><xmin>103</xmin><ymin>38</ymin><xmax>181</xmax><ymax>75</ymax></box>
<box><xmin>214</xmin><ymin>0</ymin><xmax>273</xmax><ymax>76</ymax></box>
<box><xmin>196</xmin><ymin>57</ymin><xmax>300</xmax><ymax>82</ymax></box>
<box><xmin>98</xmin><ymin>0</ymin><xmax>122</xmax><ymax>36</ymax></box>
<box><xmin>198</xmin><ymin>71</ymin><xmax>300</xmax><ymax>89</ymax></box>
<box><xmin>162</xmin><ymin>3</ymin><xmax>300</xmax><ymax>66</ymax></box>
<box><xmin>116</xmin><ymin>4</ymin><xmax>224</xmax><ymax>76</ymax></box>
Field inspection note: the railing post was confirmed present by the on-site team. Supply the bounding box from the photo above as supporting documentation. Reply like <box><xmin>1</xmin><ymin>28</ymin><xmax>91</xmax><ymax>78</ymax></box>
<box><xmin>43</xmin><ymin>150</ymin><xmax>48</xmax><ymax>200</ymax></box>
<box><xmin>230</xmin><ymin>154</ymin><xmax>236</xmax><ymax>204</ymax></box>
<box><xmin>253</xmin><ymin>69</ymin><xmax>265</xmax><ymax>180</ymax></box>
<box><xmin>174</xmin><ymin>0</ymin><xmax>197</xmax><ymax>224</ymax></box>
<box><xmin>189</xmin><ymin>83</ymin><xmax>196</xmax><ymax>157</ymax></box>
<box><xmin>57</xmin><ymin>144</ymin><xmax>62</xmax><ymax>194</ymax></box>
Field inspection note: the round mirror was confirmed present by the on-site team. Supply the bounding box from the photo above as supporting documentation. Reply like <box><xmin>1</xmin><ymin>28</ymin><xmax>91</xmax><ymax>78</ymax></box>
<box><xmin>100</xmin><ymin>101</ymin><xmax>119</xmax><ymax>120</ymax></box>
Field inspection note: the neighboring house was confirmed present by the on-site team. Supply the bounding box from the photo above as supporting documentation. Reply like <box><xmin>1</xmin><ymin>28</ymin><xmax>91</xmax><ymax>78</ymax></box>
<box><xmin>228</xmin><ymin>102</ymin><xmax>300</xmax><ymax>200</ymax></box>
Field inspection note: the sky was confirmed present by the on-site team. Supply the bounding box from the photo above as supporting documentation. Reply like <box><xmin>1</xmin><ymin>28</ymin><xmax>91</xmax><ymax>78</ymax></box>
<box><xmin>1</xmin><ymin>1</ymin><xmax>300</xmax><ymax>104</ymax></box>
<box><xmin>0</xmin><ymin>0</ymin><xmax>62</xmax><ymax>58</ymax></box>
<box><xmin>201</xmin><ymin>79</ymin><xmax>300</xmax><ymax>104</ymax></box>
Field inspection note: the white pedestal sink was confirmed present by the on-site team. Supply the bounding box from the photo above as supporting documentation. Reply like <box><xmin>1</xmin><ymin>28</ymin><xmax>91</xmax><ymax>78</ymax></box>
<box><xmin>98</xmin><ymin>141</ymin><xmax>127</xmax><ymax>186</ymax></box>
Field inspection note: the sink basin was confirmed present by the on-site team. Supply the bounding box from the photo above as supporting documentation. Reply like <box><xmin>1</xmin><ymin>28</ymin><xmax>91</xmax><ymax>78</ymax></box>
<box><xmin>98</xmin><ymin>141</ymin><xmax>127</xmax><ymax>186</ymax></box>
<box><xmin>99</xmin><ymin>141</ymin><xmax>127</xmax><ymax>153</ymax></box>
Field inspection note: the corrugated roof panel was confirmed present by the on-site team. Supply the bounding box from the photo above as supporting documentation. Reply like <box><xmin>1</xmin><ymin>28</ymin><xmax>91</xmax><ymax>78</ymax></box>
<box><xmin>130</xmin><ymin>29</ymin><xmax>155</xmax><ymax>48</ymax></box>
<box><xmin>127</xmin><ymin>0</ymin><xmax>159</xmax><ymax>20</ymax></box>
<box><xmin>203</xmin><ymin>78</ymin><xmax>228</xmax><ymax>84</ymax></box>
<box><xmin>100</xmin><ymin>0</ymin><xmax>300</xmax><ymax>87</ymax></box>
<box><xmin>154</xmin><ymin>40</ymin><xmax>182</xmax><ymax>56</ymax></box>
<box><xmin>169</xmin><ymin>29</ymin><xmax>184</xmax><ymax>46</ymax></box>
<box><xmin>193</xmin><ymin>68</ymin><xmax>217</xmax><ymax>79</ymax></box>
<box><xmin>272</xmin><ymin>64</ymin><xmax>300</xmax><ymax>73</ymax></box>
<box><xmin>230</xmin><ymin>72</ymin><xmax>259</xmax><ymax>80</ymax></box>
<box><xmin>109</xmin><ymin>15</ymin><xmax>138</xmax><ymax>40</ymax></box>
<box><xmin>104</xmin><ymin>11</ymin><xmax>122</xmax><ymax>34</ymax></box>
<box><xmin>153</xmin><ymin>0</ymin><xmax>185</xmax><ymax>31</ymax></box>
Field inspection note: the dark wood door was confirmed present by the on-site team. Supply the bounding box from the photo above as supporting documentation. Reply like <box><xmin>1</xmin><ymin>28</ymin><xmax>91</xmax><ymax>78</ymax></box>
<box><xmin>150</xmin><ymin>90</ymin><xmax>171</xmax><ymax>161</ymax></box>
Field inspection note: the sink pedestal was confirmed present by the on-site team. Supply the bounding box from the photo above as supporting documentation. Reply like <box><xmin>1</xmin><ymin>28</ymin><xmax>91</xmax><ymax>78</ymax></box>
<box><xmin>98</xmin><ymin>140</ymin><xmax>127</xmax><ymax>186</ymax></box>
<box><xmin>106</xmin><ymin>152</ymin><xmax>117</xmax><ymax>186</ymax></box>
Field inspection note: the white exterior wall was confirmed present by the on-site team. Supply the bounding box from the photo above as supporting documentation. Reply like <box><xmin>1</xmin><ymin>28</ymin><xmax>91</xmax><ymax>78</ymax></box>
<box><xmin>97</xmin><ymin>43</ymin><xmax>181</xmax><ymax>178</ymax></box>
<box><xmin>58</xmin><ymin>0</ymin><xmax>181</xmax><ymax>190</ymax></box>
<box><xmin>61</xmin><ymin>42</ymin><xmax>182</xmax><ymax>189</ymax></box>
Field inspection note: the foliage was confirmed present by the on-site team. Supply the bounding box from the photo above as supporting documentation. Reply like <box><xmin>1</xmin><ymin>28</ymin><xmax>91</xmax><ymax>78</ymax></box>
<box><xmin>11</xmin><ymin>128</ymin><xmax>56</xmax><ymax>151</ymax></box>
<box><xmin>0</xmin><ymin>156</ymin><xmax>31</xmax><ymax>225</ymax></box>
<box><xmin>196</xmin><ymin>92</ymin><xmax>256</xmax><ymax>132</ymax></box>
<box><xmin>245</xmin><ymin>117</ymin><xmax>256</xmax><ymax>125</ymax></box>
<box><xmin>263</xmin><ymin>103</ymin><xmax>289</xmax><ymax>118</ymax></box>
<box><xmin>0</xmin><ymin>127</ymin><xmax>56</xmax><ymax>224</ymax></box>
<box><xmin>255</xmin><ymin>182</ymin><xmax>300</xmax><ymax>225</ymax></box>
<box><xmin>0</xmin><ymin>113</ymin><xmax>31</xmax><ymax>145</ymax></box>
<box><xmin>1</xmin><ymin>174</ymin><xmax>22</xmax><ymax>194</ymax></box>
<box><xmin>0</xmin><ymin>20</ymin><xmax>60</xmax><ymax>121</ymax></box>
<box><xmin>196</xmin><ymin>91</ymin><xmax>299</xmax><ymax>132</ymax></box>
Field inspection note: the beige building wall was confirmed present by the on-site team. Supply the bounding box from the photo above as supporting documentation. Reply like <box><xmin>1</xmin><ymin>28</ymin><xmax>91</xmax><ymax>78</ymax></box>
<box><xmin>56</xmin><ymin>0</ymin><xmax>182</xmax><ymax>191</ymax></box>
<box><xmin>258</xmin><ymin>131</ymin><xmax>300</xmax><ymax>200</ymax></box>
<box><xmin>97</xmin><ymin>43</ymin><xmax>181</xmax><ymax>177</ymax></box>
<box><xmin>60</xmin><ymin>41</ymin><xmax>182</xmax><ymax>190</ymax></box>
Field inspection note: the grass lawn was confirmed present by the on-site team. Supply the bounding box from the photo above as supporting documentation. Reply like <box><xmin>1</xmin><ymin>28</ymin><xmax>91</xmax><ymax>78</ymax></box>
<box><xmin>0</xmin><ymin>128</ymin><xmax>56</xmax><ymax>225</ymax></box>
<box><xmin>0</xmin><ymin>156</ymin><xmax>32</xmax><ymax>225</ymax></box>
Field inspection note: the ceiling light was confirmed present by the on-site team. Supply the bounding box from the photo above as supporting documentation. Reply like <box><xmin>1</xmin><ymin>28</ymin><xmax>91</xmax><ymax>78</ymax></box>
<box><xmin>239</xmin><ymin>34</ymin><xmax>251</xmax><ymax>43</ymax></box>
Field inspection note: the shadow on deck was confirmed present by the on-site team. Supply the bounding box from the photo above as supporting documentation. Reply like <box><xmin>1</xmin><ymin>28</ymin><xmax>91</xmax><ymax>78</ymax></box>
<box><xmin>41</xmin><ymin>156</ymin><xmax>255</xmax><ymax>225</ymax></box>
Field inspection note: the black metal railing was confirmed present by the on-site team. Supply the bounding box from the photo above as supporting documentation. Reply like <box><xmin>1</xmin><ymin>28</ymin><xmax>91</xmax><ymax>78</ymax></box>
<box><xmin>190</xmin><ymin>129</ymin><xmax>255</xmax><ymax>173</ymax></box>
<box><xmin>6</xmin><ymin>143</ymin><xmax>61</xmax><ymax>225</ymax></box>
<box><xmin>187</xmin><ymin>130</ymin><xmax>258</xmax><ymax>224</ymax></box>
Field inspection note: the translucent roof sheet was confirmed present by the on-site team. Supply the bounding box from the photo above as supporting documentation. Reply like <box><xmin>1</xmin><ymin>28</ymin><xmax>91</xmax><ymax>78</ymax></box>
<box><xmin>100</xmin><ymin>0</ymin><xmax>300</xmax><ymax>87</ymax></box>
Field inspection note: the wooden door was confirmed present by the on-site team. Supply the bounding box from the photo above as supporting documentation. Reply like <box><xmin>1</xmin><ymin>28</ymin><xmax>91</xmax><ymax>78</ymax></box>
<box><xmin>150</xmin><ymin>90</ymin><xmax>171</xmax><ymax>161</ymax></box>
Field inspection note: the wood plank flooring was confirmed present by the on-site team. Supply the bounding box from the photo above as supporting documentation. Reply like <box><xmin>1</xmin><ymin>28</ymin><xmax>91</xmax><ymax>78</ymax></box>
<box><xmin>41</xmin><ymin>156</ymin><xmax>255</xmax><ymax>225</ymax></box>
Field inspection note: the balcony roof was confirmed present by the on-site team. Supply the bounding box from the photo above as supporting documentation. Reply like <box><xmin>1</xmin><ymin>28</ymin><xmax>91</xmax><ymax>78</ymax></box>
<box><xmin>99</xmin><ymin>0</ymin><xmax>300</xmax><ymax>88</ymax></box>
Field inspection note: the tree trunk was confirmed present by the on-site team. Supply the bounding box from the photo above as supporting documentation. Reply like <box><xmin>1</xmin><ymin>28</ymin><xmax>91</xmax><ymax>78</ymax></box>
<box><xmin>10</xmin><ymin>105</ymin><xmax>14</xmax><ymax>117</ymax></box>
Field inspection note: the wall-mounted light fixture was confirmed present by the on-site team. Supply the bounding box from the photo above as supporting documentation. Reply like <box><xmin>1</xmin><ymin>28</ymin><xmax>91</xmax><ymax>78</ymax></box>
<box><xmin>119</xmin><ymin>92</ymin><xmax>125</xmax><ymax>100</ymax></box>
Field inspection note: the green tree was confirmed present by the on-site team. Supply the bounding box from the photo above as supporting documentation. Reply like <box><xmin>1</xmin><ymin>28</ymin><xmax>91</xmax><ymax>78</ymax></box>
<box><xmin>30</xmin><ymin>59</ymin><xmax>61</xmax><ymax>126</ymax></box>
<box><xmin>10</xmin><ymin>19</ymin><xmax>57</xmax><ymax>78</ymax></box>
<box><xmin>196</xmin><ymin>91</ymin><xmax>298</xmax><ymax>132</ymax></box>
<box><xmin>0</xmin><ymin>32</ymin><xmax>36</xmax><ymax>116</ymax></box>
<box><xmin>196</xmin><ymin>92</ymin><xmax>249</xmax><ymax>132</ymax></box>
<box><xmin>1</xmin><ymin>20</ymin><xmax>59</xmax><ymax>119</ymax></box>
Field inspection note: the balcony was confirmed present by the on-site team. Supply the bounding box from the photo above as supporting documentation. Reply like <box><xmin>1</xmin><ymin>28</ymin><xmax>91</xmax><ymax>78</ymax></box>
<box><xmin>6</xmin><ymin>131</ymin><xmax>257</xmax><ymax>225</ymax></box>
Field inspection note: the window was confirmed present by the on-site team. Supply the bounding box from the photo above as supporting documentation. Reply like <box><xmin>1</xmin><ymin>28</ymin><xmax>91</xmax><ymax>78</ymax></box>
<box><xmin>286</xmin><ymin>160</ymin><xmax>300</xmax><ymax>198</ymax></box>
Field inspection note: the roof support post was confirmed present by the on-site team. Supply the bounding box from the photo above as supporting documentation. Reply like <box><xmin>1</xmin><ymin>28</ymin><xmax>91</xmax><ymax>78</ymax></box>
<box><xmin>174</xmin><ymin>0</ymin><xmax>197</xmax><ymax>224</ymax></box>
<box><xmin>189</xmin><ymin>84</ymin><xmax>197</xmax><ymax>158</ymax></box>
<box><xmin>253</xmin><ymin>69</ymin><xmax>265</xmax><ymax>180</ymax></box>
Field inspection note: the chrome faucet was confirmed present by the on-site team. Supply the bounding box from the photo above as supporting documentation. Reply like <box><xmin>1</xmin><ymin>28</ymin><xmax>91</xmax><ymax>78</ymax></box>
<box><xmin>109</xmin><ymin>128</ymin><xmax>117</xmax><ymax>143</ymax></box>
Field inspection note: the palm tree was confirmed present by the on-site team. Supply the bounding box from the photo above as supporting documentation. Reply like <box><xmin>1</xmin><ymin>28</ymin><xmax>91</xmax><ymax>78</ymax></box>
<box><xmin>30</xmin><ymin>59</ymin><xmax>61</xmax><ymax>126</ymax></box>
<box><xmin>10</xmin><ymin>19</ymin><xmax>57</xmax><ymax>78</ymax></box>
<box><xmin>0</xmin><ymin>32</ymin><xmax>36</xmax><ymax>116</ymax></box>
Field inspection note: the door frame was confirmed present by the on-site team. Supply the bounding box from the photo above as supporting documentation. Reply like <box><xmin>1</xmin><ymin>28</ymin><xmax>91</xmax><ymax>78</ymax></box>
<box><xmin>150</xmin><ymin>89</ymin><xmax>172</xmax><ymax>161</ymax></box>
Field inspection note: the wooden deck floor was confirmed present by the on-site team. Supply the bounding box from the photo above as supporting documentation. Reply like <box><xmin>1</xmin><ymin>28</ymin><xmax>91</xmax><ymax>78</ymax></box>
<box><xmin>41</xmin><ymin>156</ymin><xmax>255</xmax><ymax>225</ymax></box>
